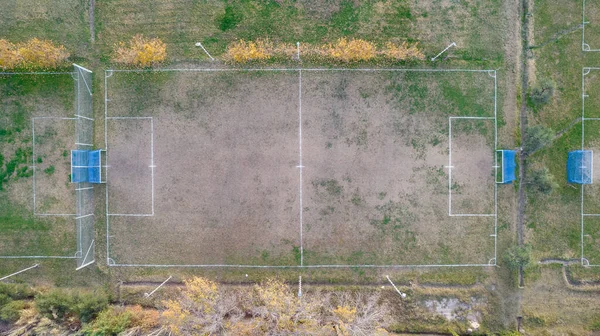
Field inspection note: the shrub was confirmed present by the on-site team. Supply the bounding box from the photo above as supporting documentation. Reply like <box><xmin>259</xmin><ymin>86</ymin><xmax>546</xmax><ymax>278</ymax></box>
<box><xmin>82</xmin><ymin>307</ymin><xmax>132</xmax><ymax>335</ymax></box>
<box><xmin>325</xmin><ymin>38</ymin><xmax>376</xmax><ymax>62</ymax></box>
<box><xmin>17</xmin><ymin>38</ymin><xmax>69</xmax><ymax>68</ymax></box>
<box><xmin>113</xmin><ymin>35</ymin><xmax>167</xmax><ymax>67</ymax></box>
<box><xmin>382</xmin><ymin>42</ymin><xmax>425</xmax><ymax>61</ymax></box>
<box><xmin>35</xmin><ymin>289</ymin><xmax>108</xmax><ymax>324</ymax></box>
<box><xmin>76</xmin><ymin>292</ymin><xmax>109</xmax><ymax>323</ymax></box>
<box><xmin>126</xmin><ymin>305</ymin><xmax>159</xmax><ymax>331</ymax></box>
<box><xmin>503</xmin><ymin>244</ymin><xmax>532</xmax><ymax>269</ymax></box>
<box><xmin>36</xmin><ymin>290</ymin><xmax>75</xmax><ymax>322</ymax></box>
<box><xmin>0</xmin><ymin>38</ymin><xmax>68</xmax><ymax>70</ymax></box>
<box><xmin>524</xmin><ymin>125</ymin><xmax>553</xmax><ymax>154</ymax></box>
<box><xmin>226</xmin><ymin>39</ymin><xmax>272</xmax><ymax>63</ymax></box>
<box><xmin>529</xmin><ymin>78</ymin><xmax>556</xmax><ymax>106</ymax></box>
<box><xmin>0</xmin><ymin>39</ymin><xmax>21</xmax><ymax>69</ymax></box>
<box><xmin>528</xmin><ymin>167</ymin><xmax>559</xmax><ymax>195</ymax></box>
<box><xmin>0</xmin><ymin>283</ymin><xmax>35</xmax><ymax>300</ymax></box>
<box><xmin>83</xmin><ymin>305</ymin><xmax>158</xmax><ymax>335</ymax></box>
<box><xmin>0</xmin><ymin>300</ymin><xmax>27</xmax><ymax>323</ymax></box>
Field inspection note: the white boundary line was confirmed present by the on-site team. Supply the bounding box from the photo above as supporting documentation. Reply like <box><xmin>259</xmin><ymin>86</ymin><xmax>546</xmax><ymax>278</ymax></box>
<box><xmin>0</xmin><ymin>255</ymin><xmax>77</xmax><ymax>259</ymax></box>
<box><xmin>581</xmin><ymin>67</ymin><xmax>600</xmax><ymax>266</ymax></box>
<box><xmin>107</xmin><ymin>68</ymin><xmax>495</xmax><ymax>73</ymax></box>
<box><xmin>0</xmin><ymin>72</ymin><xmax>75</xmax><ymax>75</ymax></box>
<box><xmin>109</xmin><ymin>263</ymin><xmax>495</xmax><ymax>268</ymax></box>
<box><xmin>105</xmin><ymin>68</ymin><xmax>498</xmax><ymax>268</ymax></box>
<box><xmin>3</xmin><ymin>72</ymin><xmax>83</xmax><ymax>260</ymax></box>
<box><xmin>298</xmin><ymin>69</ymin><xmax>303</xmax><ymax>266</ymax></box>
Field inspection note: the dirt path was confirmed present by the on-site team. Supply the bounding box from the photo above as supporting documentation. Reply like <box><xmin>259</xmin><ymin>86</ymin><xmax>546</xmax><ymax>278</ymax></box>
<box><xmin>89</xmin><ymin>0</ymin><xmax>95</xmax><ymax>43</ymax></box>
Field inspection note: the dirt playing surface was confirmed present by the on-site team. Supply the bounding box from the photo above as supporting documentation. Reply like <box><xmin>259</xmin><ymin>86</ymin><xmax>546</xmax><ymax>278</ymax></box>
<box><xmin>105</xmin><ymin>70</ymin><xmax>497</xmax><ymax>266</ymax></box>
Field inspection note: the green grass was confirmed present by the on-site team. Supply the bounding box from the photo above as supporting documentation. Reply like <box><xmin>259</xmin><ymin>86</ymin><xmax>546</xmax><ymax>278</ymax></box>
<box><xmin>0</xmin><ymin>0</ymin><xmax>90</xmax><ymax>57</ymax></box>
<box><xmin>95</xmin><ymin>0</ymin><xmax>504</xmax><ymax>66</ymax></box>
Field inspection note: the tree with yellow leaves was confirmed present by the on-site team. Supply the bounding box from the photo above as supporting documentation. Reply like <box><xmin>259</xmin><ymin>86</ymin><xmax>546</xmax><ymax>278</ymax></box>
<box><xmin>161</xmin><ymin>277</ymin><xmax>241</xmax><ymax>335</ymax></box>
<box><xmin>0</xmin><ymin>38</ymin><xmax>69</xmax><ymax>69</ymax></box>
<box><xmin>325</xmin><ymin>38</ymin><xmax>377</xmax><ymax>62</ymax></box>
<box><xmin>225</xmin><ymin>39</ymin><xmax>272</xmax><ymax>63</ymax></box>
<box><xmin>113</xmin><ymin>34</ymin><xmax>167</xmax><ymax>67</ymax></box>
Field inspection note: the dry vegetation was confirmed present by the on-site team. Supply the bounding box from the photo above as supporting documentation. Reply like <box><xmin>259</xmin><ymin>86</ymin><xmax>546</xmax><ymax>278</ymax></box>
<box><xmin>224</xmin><ymin>38</ymin><xmax>424</xmax><ymax>63</ymax></box>
<box><xmin>0</xmin><ymin>38</ymin><xmax>69</xmax><ymax>69</ymax></box>
<box><xmin>161</xmin><ymin>277</ymin><xmax>389</xmax><ymax>335</ymax></box>
<box><xmin>113</xmin><ymin>34</ymin><xmax>167</xmax><ymax>67</ymax></box>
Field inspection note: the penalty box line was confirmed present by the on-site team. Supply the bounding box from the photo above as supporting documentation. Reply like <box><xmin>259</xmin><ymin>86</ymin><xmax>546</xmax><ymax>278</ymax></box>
<box><xmin>447</xmin><ymin>117</ymin><xmax>497</xmax><ymax>217</ymax></box>
<box><xmin>104</xmin><ymin>117</ymin><xmax>155</xmax><ymax>217</ymax></box>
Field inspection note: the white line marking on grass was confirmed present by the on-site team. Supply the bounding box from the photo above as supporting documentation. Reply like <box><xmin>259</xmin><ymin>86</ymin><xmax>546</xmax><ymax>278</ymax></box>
<box><xmin>32</xmin><ymin>118</ymin><xmax>36</xmax><ymax>214</ymax></box>
<box><xmin>0</xmin><ymin>255</ymin><xmax>77</xmax><ymax>259</ymax></box>
<box><xmin>76</xmin><ymin>187</ymin><xmax>93</xmax><ymax>191</ymax></box>
<box><xmin>298</xmin><ymin>69</ymin><xmax>303</xmax><ymax>267</ymax></box>
<box><xmin>106</xmin><ymin>116</ymin><xmax>153</xmax><ymax>119</ymax></box>
<box><xmin>0</xmin><ymin>264</ymin><xmax>39</xmax><ymax>281</ymax></box>
<box><xmin>195</xmin><ymin>42</ymin><xmax>215</xmax><ymax>61</ymax></box>
<box><xmin>76</xmin><ymin>240</ymin><xmax>95</xmax><ymax>271</ymax></box>
<box><xmin>151</xmin><ymin>118</ymin><xmax>155</xmax><ymax>216</ymax></box>
<box><xmin>0</xmin><ymin>72</ymin><xmax>75</xmax><ymax>75</ymax></box>
<box><xmin>431</xmin><ymin>42</ymin><xmax>456</xmax><ymax>61</ymax></box>
<box><xmin>107</xmin><ymin>68</ymin><xmax>497</xmax><ymax>73</ymax></box>
<box><xmin>75</xmin><ymin>142</ymin><xmax>93</xmax><ymax>146</ymax></box>
<box><xmin>76</xmin><ymin>214</ymin><xmax>94</xmax><ymax>219</ymax></box>
<box><xmin>32</xmin><ymin>117</ymin><xmax>78</xmax><ymax>120</ymax></box>
<box><xmin>76</xmin><ymin>66</ymin><xmax>93</xmax><ymax>96</ymax></box>
<box><xmin>386</xmin><ymin>275</ymin><xmax>407</xmax><ymax>298</ymax></box>
<box><xmin>35</xmin><ymin>213</ymin><xmax>76</xmax><ymax>216</ymax></box>
<box><xmin>105</xmin><ymin>70</ymin><xmax>111</xmax><ymax>265</ymax></box>
<box><xmin>109</xmin><ymin>263</ymin><xmax>497</xmax><ymax>268</ymax></box>
<box><xmin>107</xmin><ymin>214</ymin><xmax>154</xmax><ymax>217</ymax></box>
<box><xmin>144</xmin><ymin>276</ymin><xmax>172</xmax><ymax>297</ymax></box>
<box><xmin>75</xmin><ymin>114</ymin><xmax>94</xmax><ymax>121</ymax></box>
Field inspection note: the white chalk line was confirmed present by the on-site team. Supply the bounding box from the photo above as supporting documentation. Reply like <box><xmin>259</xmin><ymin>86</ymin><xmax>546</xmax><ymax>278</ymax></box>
<box><xmin>298</xmin><ymin>69</ymin><xmax>303</xmax><ymax>266</ymax></box>
<box><xmin>109</xmin><ymin>263</ymin><xmax>496</xmax><ymax>268</ymax></box>
<box><xmin>107</xmin><ymin>68</ymin><xmax>496</xmax><ymax>73</ymax></box>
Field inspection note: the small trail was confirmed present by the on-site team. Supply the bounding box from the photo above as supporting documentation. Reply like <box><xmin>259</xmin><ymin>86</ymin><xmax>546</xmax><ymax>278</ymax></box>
<box><xmin>89</xmin><ymin>0</ymin><xmax>95</xmax><ymax>43</ymax></box>
<box><xmin>530</xmin><ymin>24</ymin><xmax>583</xmax><ymax>49</ymax></box>
<box><xmin>517</xmin><ymin>0</ymin><xmax>533</xmax><ymax>289</ymax></box>
<box><xmin>538</xmin><ymin>258</ymin><xmax>579</xmax><ymax>265</ymax></box>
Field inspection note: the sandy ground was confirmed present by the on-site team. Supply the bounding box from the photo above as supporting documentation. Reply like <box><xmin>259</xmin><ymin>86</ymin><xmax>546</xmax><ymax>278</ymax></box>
<box><xmin>106</xmin><ymin>70</ymin><xmax>496</xmax><ymax>266</ymax></box>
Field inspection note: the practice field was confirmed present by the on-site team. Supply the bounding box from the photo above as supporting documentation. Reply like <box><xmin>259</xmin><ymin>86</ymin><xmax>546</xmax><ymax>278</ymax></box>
<box><xmin>0</xmin><ymin>68</ymin><xmax>95</xmax><ymax>269</ymax></box>
<box><xmin>0</xmin><ymin>73</ymin><xmax>76</xmax><ymax>258</ymax></box>
<box><xmin>104</xmin><ymin>69</ymin><xmax>498</xmax><ymax>267</ymax></box>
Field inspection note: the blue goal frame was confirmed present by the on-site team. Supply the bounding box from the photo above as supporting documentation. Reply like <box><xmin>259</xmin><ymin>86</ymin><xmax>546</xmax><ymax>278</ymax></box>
<box><xmin>71</xmin><ymin>149</ymin><xmax>104</xmax><ymax>183</ymax></box>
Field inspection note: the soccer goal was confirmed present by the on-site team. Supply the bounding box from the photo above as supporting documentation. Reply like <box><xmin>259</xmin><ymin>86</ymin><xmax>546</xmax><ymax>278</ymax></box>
<box><xmin>496</xmin><ymin>150</ymin><xmax>517</xmax><ymax>184</ymax></box>
<box><xmin>568</xmin><ymin>150</ymin><xmax>593</xmax><ymax>184</ymax></box>
<box><xmin>71</xmin><ymin>149</ymin><xmax>105</xmax><ymax>184</ymax></box>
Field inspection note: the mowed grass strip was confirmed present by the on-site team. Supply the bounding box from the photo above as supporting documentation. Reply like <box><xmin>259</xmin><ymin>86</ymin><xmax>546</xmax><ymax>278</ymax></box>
<box><xmin>95</xmin><ymin>0</ymin><xmax>504</xmax><ymax>65</ymax></box>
